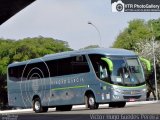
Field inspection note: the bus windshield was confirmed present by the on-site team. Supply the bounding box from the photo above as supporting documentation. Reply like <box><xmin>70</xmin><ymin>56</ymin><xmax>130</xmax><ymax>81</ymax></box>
<box><xmin>111</xmin><ymin>58</ymin><xmax>145</xmax><ymax>86</ymax></box>
<box><xmin>89</xmin><ymin>54</ymin><xmax>145</xmax><ymax>86</ymax></box>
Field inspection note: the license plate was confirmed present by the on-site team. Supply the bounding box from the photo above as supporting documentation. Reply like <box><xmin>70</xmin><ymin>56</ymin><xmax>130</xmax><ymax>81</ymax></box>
<box><xmin>129</xmin><ymin>98</ymin><xmax>135</xmax><ymax>102</ymax></box>
<box><xmin>131</xmin><ymin>91</ymin><xmax>136</xmax><ymax>95</ymax></box>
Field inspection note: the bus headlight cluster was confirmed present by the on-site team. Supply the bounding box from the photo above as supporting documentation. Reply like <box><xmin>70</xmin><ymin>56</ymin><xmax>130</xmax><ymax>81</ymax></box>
<box><xmin>115</xmin><ymin>89</ymin><xmax>122</xmax><ymax>93</ymax></box>
<box><xmin>111</xmin><ymin>87</ymin><xmax>122</xmax><ymax>93</ymax></box>
<box><xmin>113</xmin><ymin>95</ymin><xmax>120</xmax><ymax>99</ymax></box>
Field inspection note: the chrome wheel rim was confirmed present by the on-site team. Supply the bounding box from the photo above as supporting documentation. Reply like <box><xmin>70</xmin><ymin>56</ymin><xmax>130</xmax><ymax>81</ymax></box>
<box><xmin>89</xmin><ymin>97</ymin><xmax>95</xmax><ymax>106</ymax></box>
<box><xmin>35</xmin><ymin>101</ymin><xmax>40</xmax><ymax>110</ymax></box>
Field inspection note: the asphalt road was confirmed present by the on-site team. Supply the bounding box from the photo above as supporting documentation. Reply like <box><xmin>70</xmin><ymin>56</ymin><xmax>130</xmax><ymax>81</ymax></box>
<box><xmin>1</xmin><ymin>101</ymin><xmax>160</xmax><ymax>120</ymax></box>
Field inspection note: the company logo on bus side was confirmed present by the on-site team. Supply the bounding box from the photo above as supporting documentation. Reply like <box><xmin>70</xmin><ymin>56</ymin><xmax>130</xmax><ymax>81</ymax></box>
<box><xmin>51</xmin><ymin>77</ymin><xmax>85</xmax><ymax>85</ymax></box>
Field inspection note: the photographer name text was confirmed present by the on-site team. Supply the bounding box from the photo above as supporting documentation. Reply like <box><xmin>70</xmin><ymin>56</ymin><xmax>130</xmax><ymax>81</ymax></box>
<box><xmin>90</xmin><ymin>114</ymin><xmax>159</xmax><ymax>120</ymax></box>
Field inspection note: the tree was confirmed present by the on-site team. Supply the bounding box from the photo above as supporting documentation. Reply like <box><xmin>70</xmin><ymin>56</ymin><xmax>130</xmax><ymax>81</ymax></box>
<box><xmin>112</xmin><ymin>18</ymin><xmax>160</xmax><ymax>85</ymax></box>
<box><xmin>148</xmin><ymin>18</ymin><xmax>160</xmax><ymax>41</ymax></box>
<box><xmin>113</xmin><ymin>19</ymin><xmax>152</xmax><ymax>50</ymax></box>
<box><xmin>135</xmin><ymin>40</ymin><xmax>160</xmax><ymax>82</ymax></box>
<box><xmin>0</xmin><ymin>36</ymin><xmax>72</xmax><ymax>107</ymax></box>
<box><xmin>134</xmin><ymin>40</ymin><xmax>160</xmax><ymax>63</ymax></box>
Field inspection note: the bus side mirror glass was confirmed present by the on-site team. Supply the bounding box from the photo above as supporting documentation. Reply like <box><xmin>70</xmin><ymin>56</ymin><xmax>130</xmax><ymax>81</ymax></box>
<box><xmin>101</xmin><ymin>57</ymin><xmax>113</xmax><ymax>72</ymax></box>
<box><xmin>139</xmin><ymin>57</ymin><xmax>151</xmax><ymax>71</ymax></box>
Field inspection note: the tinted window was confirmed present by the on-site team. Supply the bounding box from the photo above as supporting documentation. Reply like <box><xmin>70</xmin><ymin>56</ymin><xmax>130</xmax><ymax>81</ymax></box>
<box><xmin>22</xmin><ymin>62</ymin><xmax>49</xmax><ymax>80</ymax></box>
<box><xmin>8</xmin><ymin>55</ymin><xmax>90</xmax><ymax>81</ymax></box>
<box><xmin>57</xmin><ymin>56</ymin><xmax>89</xmax><ymax>76</ymax></box>
<box><xmin>57</xmin><ymin>57</ymin><xmax>73</xmax><ymax>76</ymax></box>
<box><xmin>89</xmin><ymin>54</ymin><xmax>111</xmax><ymax>83</ymax></box>
<box><xmin>9</xmin><ymin>62</ymin><xmax>49</xmax><ymax>81</ymax></box>
<box><xmin>46</xmin><ymin>60</ymin><xmax>58</xmax><ymax>77</ymax></box>
<box><xmin>71</xmin><ymin>56</ymin><xmax>90</xmax><ymax>74</ymax></box>
<box><xmin>8</xmin><ymin>65</ymin><xmax>25</xmax><ymax>81</ymax></box>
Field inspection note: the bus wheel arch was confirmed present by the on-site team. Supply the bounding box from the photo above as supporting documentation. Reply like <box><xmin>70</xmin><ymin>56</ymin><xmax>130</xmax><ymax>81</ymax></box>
<box><xmin>32</xmin><ymin>95</ymin><xmax>40</xmax><ymax>102</ymax></box>
<box><xmin>84</xmin><ymin>90</ymin><xmax>99</xmax><ymax>109</ymax></box>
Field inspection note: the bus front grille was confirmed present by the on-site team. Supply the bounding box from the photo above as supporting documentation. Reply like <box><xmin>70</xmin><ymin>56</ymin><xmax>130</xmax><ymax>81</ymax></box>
<box><xmin>122</xmin><ymin>90</ymin><xmax>141</xmax><ymax>95</ymax></box>
<box><xmin>123</xmin><ymin>95</ymin><xmax>141</xmax><ymax>99</ymax></box>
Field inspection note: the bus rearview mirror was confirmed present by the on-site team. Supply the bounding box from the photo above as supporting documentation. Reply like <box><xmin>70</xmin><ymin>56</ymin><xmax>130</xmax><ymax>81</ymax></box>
<box><xmin>101</xmin><ymin>57</ymin><xmax>113</xmax><ymax>72</ymax></box>
<box><xmin>139</xmin><ymin>57</ymin><xmax>151</xmax><ymax>71</ymax></box>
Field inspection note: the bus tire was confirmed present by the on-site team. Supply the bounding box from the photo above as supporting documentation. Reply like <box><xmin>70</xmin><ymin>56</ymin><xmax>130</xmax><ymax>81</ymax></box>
<box><xmin>33</xmin><ymin>98</ymin><xmax>43</xmax><ymax>113</ymax></box>
<box><xmin>87</xmin><ymin>94</ymin><xmax>99</xmax><ymax>109</ymax></box>
<box><xmin>85</xmin><ymin>96</ymin><xmax>89</xmax><ymax>108</ymax></box>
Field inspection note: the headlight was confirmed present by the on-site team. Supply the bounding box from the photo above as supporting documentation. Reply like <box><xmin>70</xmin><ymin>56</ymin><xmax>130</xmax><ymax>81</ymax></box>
<box><xmin>111</xmin><ymin>87</ymin><xmax>122</xmax><ymax>93</ymax></box>
<box><xmin>142</xmin><ymin>88</ymin><xmax>147</xmax><ymax>92</ymax></box>
<box><xmin>113</xmin><ymin>95</ymin><xmax>120</xmax><ymax>99</ymax></box>
<box><xmin>115</xmin><ymin>89</ymin><xmax>122</xmax><ymax>93</ymax></box>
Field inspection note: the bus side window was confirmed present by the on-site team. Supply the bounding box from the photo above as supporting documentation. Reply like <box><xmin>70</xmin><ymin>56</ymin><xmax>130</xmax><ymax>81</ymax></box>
<box><xmin>89</xmin><ymin>54</ymin><xmax>111</xmax><ymax>82</ymax></box>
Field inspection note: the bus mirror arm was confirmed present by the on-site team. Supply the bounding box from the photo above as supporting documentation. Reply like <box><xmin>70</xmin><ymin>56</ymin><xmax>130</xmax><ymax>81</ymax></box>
<box><xmin>101</xmin><ymin>57</ymin><xmax>113</xmax><ymax>72</ymax></box>
<box><xmin>139</xmin><ymin>57</ymin><xmax>151</xmax><ymax>71</ymax></box>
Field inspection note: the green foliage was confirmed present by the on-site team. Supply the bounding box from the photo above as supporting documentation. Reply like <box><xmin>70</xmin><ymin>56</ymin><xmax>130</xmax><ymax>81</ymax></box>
<box><xmin>148</xmin><ymin>18</ymin><xmax>160</xmax><ymax>40</ymax></box>
<box><xmin>0</xmin><ymin>36</ymin><xmax>72</xmax><ymax>106</ymax></box>
<box><xmin>113</xmin><ymin>19</ymin><xmax>152</xmax><ymax>50</ymax></box>
<box><xmin>112</xmin><ymin>18</ymin><xmax>160</xmax><ymax>87</ymax></box>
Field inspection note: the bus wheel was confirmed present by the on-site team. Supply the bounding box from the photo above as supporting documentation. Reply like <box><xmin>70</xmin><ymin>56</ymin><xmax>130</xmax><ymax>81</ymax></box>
<box><xmin>85</xmin><ymin>96</ymin><xmax>89</xmax><ymax>108</ymax></box>
<box><xmin>33</xmin><ymin>98</ymin><xmax>48</xmax><ymax>113</ymax></box>
<box><xmin>33</xmin><ymin>98</ymin><xmax>42</xmax><ymax>113</ymax></box>
<box><xmin>87</xmin><ymin>94</ymin><xmax>99</xmax><ymax>109</ymax></box>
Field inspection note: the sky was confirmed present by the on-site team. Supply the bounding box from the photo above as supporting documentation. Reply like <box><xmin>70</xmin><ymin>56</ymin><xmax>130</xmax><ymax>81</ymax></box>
<box><xmin>0</xmin><ymin>0</ymin><xmax>160</xmax><ymax>50</ymax></box>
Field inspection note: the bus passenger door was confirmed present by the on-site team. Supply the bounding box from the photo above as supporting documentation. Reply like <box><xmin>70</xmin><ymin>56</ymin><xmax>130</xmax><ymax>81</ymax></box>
<box><xmin>89</xmin><ymin>54</ymin><xmax>113</xmax><ymax>103</ymax></box>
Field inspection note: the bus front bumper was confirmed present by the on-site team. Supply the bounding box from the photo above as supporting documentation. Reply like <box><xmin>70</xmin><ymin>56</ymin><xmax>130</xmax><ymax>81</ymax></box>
<box><xmin>110</xmin><ymin>88</ymin><xmax>147</xmax><ymax>102</ymax></box>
